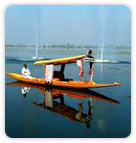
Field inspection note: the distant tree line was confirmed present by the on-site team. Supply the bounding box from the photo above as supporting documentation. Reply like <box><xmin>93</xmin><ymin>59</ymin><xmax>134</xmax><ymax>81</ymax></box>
<box><xmin>5</xmin><ymin>44</ymin><xmax>130</xmax><ymax>49</ymax></box>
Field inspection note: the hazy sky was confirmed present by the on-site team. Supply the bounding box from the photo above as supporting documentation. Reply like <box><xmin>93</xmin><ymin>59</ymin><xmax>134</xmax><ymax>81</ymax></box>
<box><xmin>5</xmin><ymin>5</ymin><xmax>131</xmax><ymax>46</ymax></box>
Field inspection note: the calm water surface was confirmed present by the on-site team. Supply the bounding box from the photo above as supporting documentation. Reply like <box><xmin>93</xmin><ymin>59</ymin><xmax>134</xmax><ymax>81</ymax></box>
<box><xmin>5</xmin><ymin>47</ymin><xmax>131</xmax><ymax>138</ymax></box>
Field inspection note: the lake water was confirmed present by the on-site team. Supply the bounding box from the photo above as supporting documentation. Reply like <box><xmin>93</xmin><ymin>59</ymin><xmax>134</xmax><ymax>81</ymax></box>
<box><xmin>5</xmin><ymin>47</ymin><xmax>131</xmax><ymax>138</ymax></box>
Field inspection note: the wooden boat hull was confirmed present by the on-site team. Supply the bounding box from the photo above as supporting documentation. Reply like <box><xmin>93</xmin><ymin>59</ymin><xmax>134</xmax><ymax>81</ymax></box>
<box><xmin>6</xmin><ymin>72</ymin><xmax>121</xmax><ymax>89</ymax></box>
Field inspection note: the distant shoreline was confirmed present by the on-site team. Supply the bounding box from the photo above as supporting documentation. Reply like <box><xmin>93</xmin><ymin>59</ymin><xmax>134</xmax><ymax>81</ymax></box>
<box><xmin>5</xmin><ymin>44</ymin><xmax>130</xmax><ymax>50</ymax></box>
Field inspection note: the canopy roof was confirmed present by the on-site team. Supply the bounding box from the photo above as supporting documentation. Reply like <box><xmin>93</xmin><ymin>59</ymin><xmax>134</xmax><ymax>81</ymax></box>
<box><xmin>33</xmin><ymin>55</ymin><xmax>86</xmax><ymax>66</ymax></box>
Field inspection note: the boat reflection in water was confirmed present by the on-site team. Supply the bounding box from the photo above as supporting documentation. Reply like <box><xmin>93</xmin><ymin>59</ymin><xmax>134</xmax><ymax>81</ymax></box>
<box><xmin>7</xmin><ymin>82</ymin><xmax>120</xmax><ymax>129</ymax></box>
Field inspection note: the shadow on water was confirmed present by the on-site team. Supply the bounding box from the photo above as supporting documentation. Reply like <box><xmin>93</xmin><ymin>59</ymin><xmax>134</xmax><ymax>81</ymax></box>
<box><xmin>7</xmin><ymin>81</ymin><xmax>120</xmax><ymax>129</ymax></box>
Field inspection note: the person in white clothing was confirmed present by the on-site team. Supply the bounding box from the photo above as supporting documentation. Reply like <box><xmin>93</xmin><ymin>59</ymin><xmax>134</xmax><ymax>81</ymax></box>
<box><xmin>22</xmin><ymin>64</ymin><xmax>32</xmax><ymax>79</ymax></box>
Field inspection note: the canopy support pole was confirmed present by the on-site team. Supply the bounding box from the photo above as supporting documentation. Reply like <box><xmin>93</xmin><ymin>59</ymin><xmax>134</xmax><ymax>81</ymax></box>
<box><xmin>60</xmin><ymin>64</ymin><xmax>65</xmax><ymax>73</ymax></box>
<box><xmin>81</xmin><ymin>59</ymin><xmax>85</xmax><ymax>82</ymax></box>
<box><xmin>89</xmin><ymin>62</ymin><xmax>94</xmax><ymax>82</ymax></box>
<box><xmin>43</xmin><ymin>64</ymin><xmax>46</xmax><ymax>75</ymax></box>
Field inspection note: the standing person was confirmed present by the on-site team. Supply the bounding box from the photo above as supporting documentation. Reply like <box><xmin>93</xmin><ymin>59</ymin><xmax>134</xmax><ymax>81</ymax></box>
<box><xmin>86</xmin><ymin>50</ymin><xmax>95</xmax><ymax>82</ymax></box>
<box><xmin>22</xmin><ymin>64</ymin><xmax>32</xmax><ymax>79</ymax></box>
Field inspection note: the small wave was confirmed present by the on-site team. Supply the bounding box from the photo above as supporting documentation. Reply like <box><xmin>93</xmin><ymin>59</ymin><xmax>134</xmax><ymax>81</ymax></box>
<box><xmin>6</xmin><ymin>57</ymin><xmax>49</xmax><ymax>62</ymax></box>
<box><xmin>110</xmin><ymin>61</ymin><xmax>131</xmax><ymax>64</ymax></box>
<box><xmin>6</xmin><ymin>57</ymin><xmax>131</xmax><ymax>65</ymax></box>
<box><xmin>84</xmin><ymin>58</ymin><xmax>131</xmax><ymax>64</ymax></box>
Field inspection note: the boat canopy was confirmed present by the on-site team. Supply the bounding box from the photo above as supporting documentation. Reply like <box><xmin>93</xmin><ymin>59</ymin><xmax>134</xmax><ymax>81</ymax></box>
<box><xmin>33</xmin><ymin>53</ymin><xmax>95</xmax><ymax>82</ymax></box>
<box><xmin>33</xmin><ymin>55</ymin><xmax>86</xmax><ymax>66</ymax></box>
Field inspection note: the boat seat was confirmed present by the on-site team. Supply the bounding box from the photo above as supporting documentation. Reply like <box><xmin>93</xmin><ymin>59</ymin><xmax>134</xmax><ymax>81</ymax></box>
<box><xmin>53</xmin><ymin>71</ymin><xmax>73</xmax><ymax>81</ymax></box>
<box><xmin>65</xmin><ymin>78</ymin><xmax>73</xmax><ymax>81</ymax></box>
<box><xmin>53</xmin><ymin>71</ymin><xmax>65</xmax><ymax>81</ymax></box>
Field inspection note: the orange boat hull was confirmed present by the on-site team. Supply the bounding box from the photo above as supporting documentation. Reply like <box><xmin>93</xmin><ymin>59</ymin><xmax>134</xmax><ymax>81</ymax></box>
<box><xmin>6</xmin><ymin>72</ymin><xmax>121</xmax><ymax>89</ymax></box>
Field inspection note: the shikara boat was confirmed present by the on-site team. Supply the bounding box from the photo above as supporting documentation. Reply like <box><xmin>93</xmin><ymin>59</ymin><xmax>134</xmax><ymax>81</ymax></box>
<box><xmin>6</xmin><ymin>52</ymin><xmax>121</xmax><ymax>89</ymax></box>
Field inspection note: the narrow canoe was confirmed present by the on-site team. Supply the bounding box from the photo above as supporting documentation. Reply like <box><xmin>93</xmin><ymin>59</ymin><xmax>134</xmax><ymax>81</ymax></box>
<box><xmin>6</xmin><ymin>72</ymin><xmax>121</xmax><ymax>89</ymax></box>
